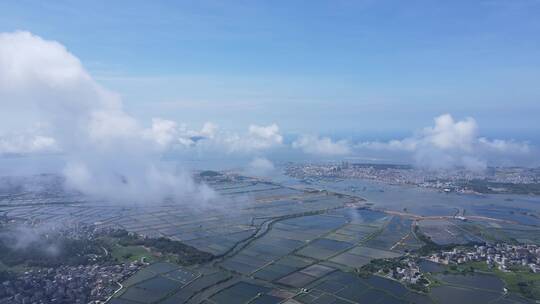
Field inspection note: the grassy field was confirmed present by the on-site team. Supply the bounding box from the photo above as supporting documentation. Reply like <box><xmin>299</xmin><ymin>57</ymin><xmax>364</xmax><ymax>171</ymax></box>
<box><xmin>450</xmin><ymin>261</ymin><xmax>540</xmax><ymax>300</ymax></box>
<box><xmin>107</xmin><ymin>242</ymin><xmax>200</xmax><ymax>266</ymax></box>
<box><xmin>109</xmin><ymin>244</ymin><xmax>157</xmax><ymax>263</ymax></box>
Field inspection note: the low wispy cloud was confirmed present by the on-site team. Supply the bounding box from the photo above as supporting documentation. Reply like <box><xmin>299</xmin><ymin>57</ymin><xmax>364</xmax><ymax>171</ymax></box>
<box><xmin>213</xmin><ymin>123</ymin><xmax>283</xmax><ymax>153</ymax></box>
<box><xmin>245</xmin><ymin>157</ymin><xmax>275</xmax><ymax>176</ymax></box>
<box><xmin>357</xmin><ymin>114</ymin><xmax>531</xmax><ymax>170</ymax></box>
<box><xmin>292</xmin><ymin>135</ymin><xmax>351</xmax><ymax>156</ymax></box>
<box><xmin>153</xmin><ymin>121</ymin><xmax>283</xmax><ymax>153</ymax></box>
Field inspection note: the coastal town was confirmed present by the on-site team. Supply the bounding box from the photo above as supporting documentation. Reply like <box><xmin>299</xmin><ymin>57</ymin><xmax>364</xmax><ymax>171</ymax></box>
<box><xmin>0</xmin><ymin>263</ymin><xmax>142</xmax><ymax>304</ymax></box>
<box><xmin>427</xmin><ymin>243</ymin><xmax>540</xmax><ymax>273</ymax></box>
<box><xmin>0</xmin><ymin>218</ymin><xmax>145</xmax><ymax>304</ymax></box>
<box><xmin>369</xmin><ymin>242</ymin><xmax>540</xmax><ymax>293</ymax></box>
<box><xmin>285</xmin><ymin>162</ymin><xmax>540</xmax><ymax>194</ymax></box>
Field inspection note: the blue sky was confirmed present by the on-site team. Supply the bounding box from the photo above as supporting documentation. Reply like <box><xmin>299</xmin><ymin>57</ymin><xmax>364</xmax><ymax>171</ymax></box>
<box><xmin>1</xmin><ymin>0</ymin><xmax>539</xmax><ymax>141</ymax></box>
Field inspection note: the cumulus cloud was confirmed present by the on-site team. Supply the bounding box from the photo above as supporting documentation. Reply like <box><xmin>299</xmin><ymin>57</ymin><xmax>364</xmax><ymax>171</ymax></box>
<box><xmin>169</xmin><ymin>122</ymin><xmax>283</xmax><ymax>153</ymax></box>
<box><xmin>292</xmin><ymin>135</ymin><xmax>350</xmax><ymax>156</ymax></box>
<box><xmin>0</xmin><ymin>129</ymin><xmax>58</xmax><ymax>155</ymax></box>
<box><xmin>356</xmin><ymin>114</ymin><xmax>531</xmax><ymax>170</ymax></box>
<box><xmin>423</xmin><ymin>114</ymin><xmax>477</xmax><ymax>151</ymax></box>
<box><xmin>0</xmin><ymin>31</ymin><xmax>214</xmax><ymax>204</ymax></box>
<box><xmin>143</xmin><ymin>118</ymin><xmax>180</xmax><ymax>148</ymax></box>
<box><xmin>477</xmin><ymin>137</ymin><xmax>530</xmax><ymax>154</ymax></box>
<box><xmin>199</xmin><ymin>122</ymin><xmax>218</xmax><ymax>139</ymax></box>
<box><xmin>219</xmin><ymin>123</ymin><xmax>283</xmax><ymax>152</ymax></box>
<box><xmin>248</xmin><ymin>124</ymin><xmax>283</xmax><ymax>147</ymax></box>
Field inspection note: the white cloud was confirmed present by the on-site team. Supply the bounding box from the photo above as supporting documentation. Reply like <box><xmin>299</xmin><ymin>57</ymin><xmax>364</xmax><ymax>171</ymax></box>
<box><xmin>143</xmin><ymin>118</ymin><xmax>179</xmax><ymax>148</ymax></box>
<box><xmin>200</xmin><ymin>122</ymin><xmax>218</xmax><ymax>139</ymax></box>
<box><xmin>356</xmin><ymin>114</ymin><xmax>531</xmax><ymax>170</ymax></box>
<box><xmin>248</xmin><ymin>124</ymin><xmax>283</xmax><ymax>146</ymax></box>
<box><xmin>0</xmin><ymin>32</ymin><xmax>92</xmax><ymax>90</ymax></box>
<box><xmin>478</xmin><ymin>137</ymin><xmax>530</xmax><ymax>154</ymax></box>
<box><xmin>228</xmin><ymin>123</ymin><xmax>283</xmax><ymax>151</ymax></box>
<box><xmin>423</xmin><ymin>114</ymin><xmax>477</xmax><ymax>151</ymax></box>
<box><xmin>0</xmin><ymin>31</ymin><xmax>214</xmax><ymax>204</ymax></box>
<box><xmin>0</xmin><ymin>131</ymin><xmax>58</xmax><ymax>155</ymax></box>
<box><xmin>177</xmin><ymin>123</ymin><xmax>283</xmax><ymax>153</ymax></box>
<box><xmin>293</xmin><ymin>135</ymin><xmax>350</xmax><ymax>156</ymax></box>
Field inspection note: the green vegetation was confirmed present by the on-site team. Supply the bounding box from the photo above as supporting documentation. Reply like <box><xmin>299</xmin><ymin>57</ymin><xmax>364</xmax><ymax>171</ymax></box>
<box><xmin>442</xmin><ymin>264</ymin><xmax>476</xmax><ymax>275</ymax></box>
<box><xmin>447</xmin><ymin>261</ymin><xmax>540</xmax><ymax>300</ymax></box>
<box><xmin>357</xmin><ymin>257</ymin><xmax>431</xmax><ymax>293</ymax></box>
<box><xmin>109</xmin><ymin>244</ymin><xmax>155</xmax><ymax>263</ymax></box>
<box><xmin>107</xmin><ymin>229</ymin><xmax>214</xmax><ymax>265</ymax></box>
<box><xmin>409</xmin><ymin>276</ymin><xmax>430</xmax><ymax>293</ymax></box>
<box><xmin>461</xmin><ymin>179</ymin><xmax>540</xmax><ymax>195</ymax></box>
<box><xmin>357</xmin><ymin>257</ymin><xmax>404</xmax><ymax>277</ymax></box>
<box><xmin>0</xmin><ymin>226</ymin><xmax>214</xmax><ymax>271</ymax></box>
<box><xmin>486</xmin><ymin>267</ymin><xmax>540</xmax><ymax>300</ymax></box>
<box><xmin>414</xmin><ymin>227</ymin><xmax>540</xmax><ymax>299</ymax></box>
<box><xmin>423</xmin><ymin>272</ymin><xmax>443</xmax><ymax>288</ymax></box>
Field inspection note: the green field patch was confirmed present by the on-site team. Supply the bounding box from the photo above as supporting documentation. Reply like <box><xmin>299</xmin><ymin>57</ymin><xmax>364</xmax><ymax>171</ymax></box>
<box><xmin>443</xmin><ymin>261</ymin><xmax>540</xmax><ymax>301</ymax></box>
<box><xmin>110</xmin><ymin>244</ymin><xmax>154</xmax><ymax>263</ymax></box>
<box><xmin>430</xmin><ymin>285</ymin><xmax>501</xmax><ymax>304</ymax></box>
<box><xmin>435</xmin><ymin>273</ymin><xmax>504</xmax><ymax>291</ymax></box>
